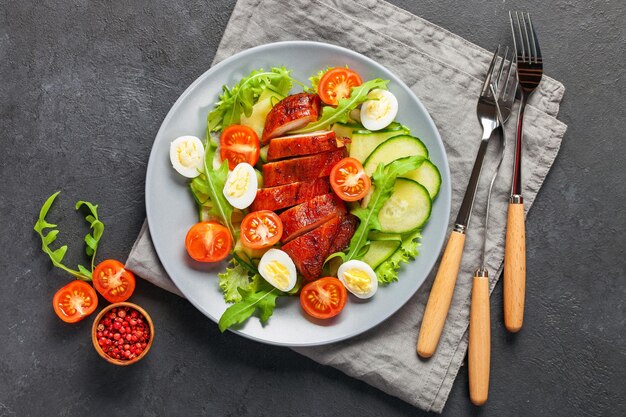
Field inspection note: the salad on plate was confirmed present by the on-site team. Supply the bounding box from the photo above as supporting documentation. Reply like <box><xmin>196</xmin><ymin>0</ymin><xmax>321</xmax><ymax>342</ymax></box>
<box><xmin>168</xmin><ymin>66</ymin><xmax>441</xmax><ymax>331</ymax></box>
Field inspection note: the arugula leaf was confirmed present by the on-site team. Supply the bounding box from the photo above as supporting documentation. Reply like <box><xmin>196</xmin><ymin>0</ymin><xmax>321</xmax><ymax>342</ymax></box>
<box><xmin>293</xmin><ymin>78</ymin><xmax>388</xmax><ymax>133</ymax></box>
<box><xmin>207</xmin><ymin>67</ymin><xmax>297</xmax><ymax>132</ymax></box>
<box><xmin>33</xmin><ymin>192</ymin><xmax>100</xmax><ymax>281</ymax></box>
<box><xmin>344</xmin><ymin>155</ymin><xmax>426</xmax><ymax>261</ymax></box>
<box><xmin>218</xmin><ymin>260</ymin><xmax>261</xmax><ymax>303</ymax></box>
<box><xmin>376</xmin><ymin>229</ymin><xmax>421</xmax><ymax>284</ymax></box>
<box><xmin>75</xmin><ymin>200</ymin><xmax>104</xmax><ymax>271</ymax></box>
<box><xmin>218</xmin><ymin>285</ymin><xmax>282</xmax><ymax>332</ymax></box>
<box><xmin>196</xmin><ymin>142</ymin><xmax>236</xmax><ymax>238</ymax></box>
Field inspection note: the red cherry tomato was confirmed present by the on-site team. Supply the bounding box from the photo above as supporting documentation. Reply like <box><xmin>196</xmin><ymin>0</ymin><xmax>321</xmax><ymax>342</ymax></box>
<box><xmin>240</xmin><ymin>211</ymin><xmax>283</xmax><ymax>249</ymax></box>
<box><xmin>220</xmin><ymin>125</ymin><xmax>260</xmax><ymax>169</ymax></box>
<box><xmin>300</xmin><ymin>277</ymin><xmax>347</xmax><ymax>319</ymax></box>
<box><xmin>330</xmin><ymin>157</ymin><xmax>372</xmax><ymax>202</ymax></box>
<box><xmin>53</xmin><ymin>280</ymin><xmax>98</xmax><ymax>323</ymax></box>
<box><xmin>92</xmin><ymin>259</ymin><xmax>136</xmax><ymax>303</ymax></box>
<box><xmin>185</xmin><ymin>221</ymin><xmax>233</xmax><ymax>262</ymax></box>
<box><xmin>317</xmin><ymin>68</ymin><xmax>363</xmax><ymax>106</ymax></box>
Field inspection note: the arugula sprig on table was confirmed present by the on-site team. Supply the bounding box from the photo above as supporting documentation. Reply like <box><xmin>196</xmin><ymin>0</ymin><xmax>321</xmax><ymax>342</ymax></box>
<box><xmin>33</xmin><ymin>191</ymin><xmax>104</xmax><ymax>281</ymax></box>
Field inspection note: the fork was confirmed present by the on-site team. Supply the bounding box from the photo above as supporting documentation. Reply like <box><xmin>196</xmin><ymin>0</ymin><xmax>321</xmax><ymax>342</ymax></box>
<box><xmin>504</xmin><ymin>11</ymin><xmax>544</xmax><ymax>333</ymax></box>
<box><xmin>468</xmin><ymin>50</ymin><xmax>516</xmax><ymax>406</ymax></box>
<box><xmin>417</xmin><ymin>47</ymin><xmax>509</xmax><ymax>359</ymax></box>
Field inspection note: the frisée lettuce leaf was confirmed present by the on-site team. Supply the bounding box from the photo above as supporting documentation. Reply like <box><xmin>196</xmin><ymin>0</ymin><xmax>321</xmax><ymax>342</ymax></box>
<box><xmin>375</xmin><ymin>229</ymin><xmax>421</xmax><ymax>284</ymax></box>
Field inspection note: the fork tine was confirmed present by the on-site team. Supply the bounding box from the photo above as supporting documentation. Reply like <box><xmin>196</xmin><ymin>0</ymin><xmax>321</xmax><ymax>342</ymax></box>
<box><xmin>502</xmin><ymin>51</ymin><xmax>517</xmax><ymax>101</ymax></box>
<box><xmin>495</xmin><ymin>46</ymin><xmax>508</xmax><ymax>92</ymax></box>
<box><xmin>511</xmin><ymin>11</ymin><xmax>525</xmax><ymax>62</ymax></box>
<box><xmin>527</xmin><ymin>13</ymin><xmax>542</xmax><ymax>63</ymax></box>
<box><xmin>481</xmin><ymin>45</ymin><xmax>500</xmax><ymax>96</ymax></box>
<box><xmin>520</xmin><ymin>12</ymin><xmax>532</xmax><ymax>64</ymax></box>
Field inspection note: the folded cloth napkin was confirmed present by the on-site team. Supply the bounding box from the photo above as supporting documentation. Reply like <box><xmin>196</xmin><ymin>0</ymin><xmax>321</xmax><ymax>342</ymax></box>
<box><xmin>126</xmin><ymin>0</ymin><xmax>567</xmax><ymax>412</ymax></box>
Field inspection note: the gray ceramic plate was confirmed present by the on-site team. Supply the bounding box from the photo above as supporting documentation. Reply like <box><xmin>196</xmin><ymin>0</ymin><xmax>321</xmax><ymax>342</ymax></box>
<box><xmin>145</xmin><ymin>41</ymin><xmax>451</xmax><ymax>347</ymax></box>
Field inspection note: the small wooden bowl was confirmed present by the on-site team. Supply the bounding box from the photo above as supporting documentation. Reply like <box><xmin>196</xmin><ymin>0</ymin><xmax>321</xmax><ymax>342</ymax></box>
<box><xmin>91</xmin><ymin>302</ymin><xmax>155</xmax><ymax>366</ymax></box>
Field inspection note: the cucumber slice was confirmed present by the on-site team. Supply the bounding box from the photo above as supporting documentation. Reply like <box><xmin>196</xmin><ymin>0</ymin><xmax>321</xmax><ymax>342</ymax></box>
<box><xmin>332</xmin><ymin>122</ymin><xmax>362</xmax><ymax>140</ymax></box>
<box><xmin>400</xmin><ymin>159</ymin><xmax>441</xmax><ymax>199</ymax></box>
<box><xmin>350</xmin><ymin>127</ymin><xmax>411</xmax><ymax>164</ymax></box>
<box><xmin>378</xmin><ymin>179</ymin><xmax>432</xmax><ymax>233</ymax></box>
<box><xmin>363</xmin><ymin>135</ymin><xmax>429</xmax><ymax>176</ymax></box>
<box><xmin>362</xmin><ymin>240</ymin><xmax>401</xmax><ymax>269</ymax></box>
<box><xmin>240</xmin><ymin>89</ymin><xmax>284</xmax><ymax>138</ymax></box>
<box><xmin>259</xmin><ymin>145</ymin><xmax>269</xmax><ymax>163</ymax></box>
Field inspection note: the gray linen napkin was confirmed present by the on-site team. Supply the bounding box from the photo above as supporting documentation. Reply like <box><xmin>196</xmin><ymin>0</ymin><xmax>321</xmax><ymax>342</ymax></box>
<box><xmin>126</xmin><ymin>0</ymin><xmax>567</xmax><ymax>412</ymax></box>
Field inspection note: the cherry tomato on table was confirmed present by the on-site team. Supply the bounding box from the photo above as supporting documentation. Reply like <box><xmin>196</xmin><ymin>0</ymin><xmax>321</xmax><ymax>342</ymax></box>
<box><xmin>317</xmin><ymin>68</ymin><xmax>363</xmax><ymax>106</ymax></box>
<box><xmin>330</xmin><ymin>157</ymin><xmax>372</xmax><ymax>202</ymax></box>
<box><xmin>240</xmin><ymin>210</ymin><xmax>283</xmax><ymax>249</ymax></box>
<box><xmin>220</xmin><ymin>125</ymin><xmax>260</xmax><ymax>169</ymax></box>
<box><xmin>53</xmin><ymin>280</ymin><xmax>98</xmax><ymax>323</ymax></box>
<box><xmin>92</xmin><ymin>259</ymin><xmax>136</xmax><ymax>303</ymax></box>
<box><xmin>185</xmin><ymin>221</ymin><xmax>233</xmax><ymax>262</ymax></box>
<box><xmin>300</xmin><ymin>277</ymin><xmax>348</xmax><ymax>319</ymax></box>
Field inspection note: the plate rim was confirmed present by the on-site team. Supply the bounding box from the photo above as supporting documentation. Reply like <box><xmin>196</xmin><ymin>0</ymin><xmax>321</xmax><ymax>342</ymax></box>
<box><xmin>145</xmin><ymin>40</ymin><xmax>451</xmax><ymax>347</ymax></box>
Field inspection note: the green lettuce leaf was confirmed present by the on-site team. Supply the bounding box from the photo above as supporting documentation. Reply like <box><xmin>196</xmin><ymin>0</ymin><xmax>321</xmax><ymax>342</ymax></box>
<box><xmin>293</xmin><ymin>78</ymin><xmax>389</xmax><ymax>133</ymax></box>
<box><xmin>207</xmin><ymin>67</ymin><xmax>296</xmax><ymax>132</ymax></box>
<box><xmin>218</xmin><ymin>260</ymin><xmax>261</xmax><ymax>303</ymax></box>
<box><xmin>376</xmin><ymin>229</ymin><xmax>421</xmax><ymax>284</ymax></box>
<box><xmin>343</xmin><ymin>155</ymin><xmax>426</xmax><ymax>261</ymax></box>
<box><xmin>304</xmin><ymin>67</ymin><xmax>332</xmax><ymax>93</ymax></box>
<box><xmin>218</xmin><ymin>285</ymin><xmax>282</xmax><ymax>332</ymax></box>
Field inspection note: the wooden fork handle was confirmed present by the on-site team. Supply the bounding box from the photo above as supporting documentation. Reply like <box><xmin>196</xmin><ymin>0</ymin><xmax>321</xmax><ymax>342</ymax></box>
<box><xmin>417</xmin><ymin>230</ymin><xmax>466</xmax><ymax>358</ymax></box>
<box><xmin>469</xmin><ymin>274</ymin><xmax>490</xmax><ymax>406</ymax></box>
<box><xmin>504</xmin><ymin>200</ymin><xmax>526</xmax><ymax>333</ymax></box>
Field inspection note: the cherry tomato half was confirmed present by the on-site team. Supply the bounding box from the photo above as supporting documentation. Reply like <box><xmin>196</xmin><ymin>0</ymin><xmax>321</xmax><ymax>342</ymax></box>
<box><xmin>300</xmin><ymin>277</ymin><xmax>348</xmax><ymax>319</ymax></box>
<box><xmin>92</xmin><ymin>259</ymin><xmax>136</xmax><ymax>303</ymax></box>
<box><xmin>330</xmin><ymin>157</ymin><xmax>372</xmax><ymax>202</ymax></box>
<box><xmin>185</xmin><ymin>221</ymin><xmax>233</xmax><ymax>262</ymax></box>
<box><xmin>317</xmin><ymin>68</ymin><xmax>363</xmax><ymax>106</ymax></box>
<box><xmin>53</xmin><ymin>280</ymin><xmax>98</xmax><ymax>323</ymax></box>
<box><xmin>220</xmin><ymin>124</ymin><xmax>260</xmax><ymax>170</ymax></box>
<box><xmin>240</xmin><ymin>210</ymin><xmax>283</xmax><ymax>249</ymax></box>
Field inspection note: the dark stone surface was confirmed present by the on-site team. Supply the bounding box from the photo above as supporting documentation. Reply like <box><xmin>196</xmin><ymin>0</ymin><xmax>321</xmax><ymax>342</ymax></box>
<box><xmin>1</xmin><ymin>0</ymin><xmax>624</xmax><ymax>415</ymax></box>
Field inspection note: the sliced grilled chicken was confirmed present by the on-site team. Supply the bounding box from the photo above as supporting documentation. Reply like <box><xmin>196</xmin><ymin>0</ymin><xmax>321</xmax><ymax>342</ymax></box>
<box><xmin>328</xmin><ymin>214</ymin><xmax>359</xmax><ymax>254</ymax></box>
<box><xmin>279</xmin><ymin>193</ymin><xmax>347</xmax><ymax>244</ymax></box>
<box><xmin>282</xmin><ymin>216</ymin><xmax>340</xmax><ymax>281</ymax></box>
<box><xmin>267</xmin><ymin>131</ymin><xmax>339</xmax><ymax>161</ymax></box>
<box><xmin>249</xmin><ymin>177</ymin><xmax>330</xmax><ymax>212</ymax></box>
<box><xmin>261</xmin><ymin>93</ymin><xmax>321</xmax><ymax>145</ymax></box>
<box><xmin>263</xmin><ymin>148</ymin><xmax>347</xmax><ymax>187</ymax></box>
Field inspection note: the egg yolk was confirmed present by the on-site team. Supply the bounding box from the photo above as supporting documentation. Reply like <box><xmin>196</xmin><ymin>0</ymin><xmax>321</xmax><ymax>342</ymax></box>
<box><xmin>362</xmin><ymin>91</ymin><xmax>393</xmax><ymax>121</ymax></box>
<box><xmin>177</xmin><ymin>141</ymin><xmax>202</xmax><ymax>168</ymax></box>
<box><xmin>342</xmin><ymin>268</ymin><xmax>372</xmax><ymax>295</ymax></box>
<box><xmin>226</xmin><ymin>168</ymin><xmax>250</xmax><ymax>198</ymax></box>
<box><xmin>262</xmin><ymin>261</ymin><xmax>291</xmax><ymax>291</ymax></box>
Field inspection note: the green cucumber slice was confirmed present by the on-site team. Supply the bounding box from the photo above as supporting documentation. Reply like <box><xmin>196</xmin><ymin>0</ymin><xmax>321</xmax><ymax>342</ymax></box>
<box><xmin>332</xmin><ymin>122</ymin><xmax>362</xmax><ymax>140</ymax></box>
<box><xmin>400</xmin><ymin>159</ymin><xmax>441</xmax><ymax>199</ymax></box>
<box><xmin>363</xmin><ymin>135</ymin><xmax>429</xmax><ymax>176</ymax></box>
<box><xmin>259</xmin><ymin>145</ymin><xmax>269</xmax><ymax>163</ymax></box>
<box><xmin>362</xmin><ymin>240</ymin><xmax>401</xmax><ymax>269</ymax></box>
<box><xmin>350</xmin><ymin>128</ymin><xmax>411</xmax><ymax>164</ymax></box>
<box><xmin>378</xmin><ymin>179</ymin><xmax>432</xmax><ymax>233</ymax></box>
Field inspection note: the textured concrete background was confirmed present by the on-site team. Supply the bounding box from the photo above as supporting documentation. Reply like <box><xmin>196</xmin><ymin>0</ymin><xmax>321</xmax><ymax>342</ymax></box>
<box><xmin>1</xmin><ymin>0</ymin><xmax>625</xmax><ymax>415</ymax></box>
